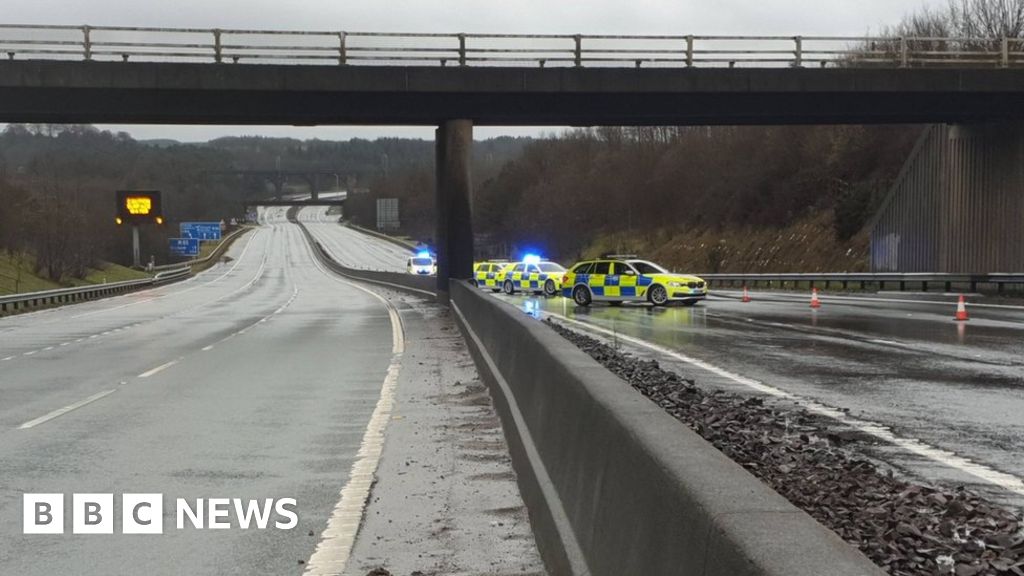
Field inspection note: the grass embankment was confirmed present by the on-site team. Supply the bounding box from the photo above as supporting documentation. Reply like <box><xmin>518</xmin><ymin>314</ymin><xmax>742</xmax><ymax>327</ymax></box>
<box><xmin>584</xmin><ymin>210</ymin><xmax>869</xmax><ymax>274</ymax></box>
<box><xmin>0</xmin><ymin>252</ymin><xmax>151</xmax><ymax>296</ymax></box>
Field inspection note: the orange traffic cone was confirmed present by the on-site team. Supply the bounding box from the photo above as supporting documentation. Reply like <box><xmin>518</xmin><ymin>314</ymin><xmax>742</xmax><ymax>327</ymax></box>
<box><xmin>742</xmin><ymin>286</ymin><xmax>751</xmax><ymax>303</ymax></box>
<box><xmin>954</xmin><ymin>294</ymin><xmax>969</xmax><ymax>321</ymax></box>
<box><xmin>810</xmin><ymin>288</ymin><xmax>822</xmax><ymax>309</ymax></box>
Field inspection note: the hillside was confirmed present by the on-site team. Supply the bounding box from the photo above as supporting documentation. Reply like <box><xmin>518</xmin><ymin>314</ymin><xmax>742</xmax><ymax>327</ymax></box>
<box><xmin>0</xmin><ymin>252</ymin><xmax>151</xmax><ymax>296</ymax></box>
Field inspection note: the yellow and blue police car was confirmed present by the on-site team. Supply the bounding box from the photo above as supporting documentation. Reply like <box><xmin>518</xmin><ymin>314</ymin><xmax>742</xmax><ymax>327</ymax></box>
<box><xmin>473</xmin><ymin>260</ymin><xmax>510</xmax><ymax>292</ymax></box>
<box><xmin>497</xmin><ymin>255</ymin><xmax>567</xmax><ymax>297</ymax></box>
<box><xmin>561</xmin><ymin>256</ymin><xmax>707</xmax><ymax>307</ymax></box>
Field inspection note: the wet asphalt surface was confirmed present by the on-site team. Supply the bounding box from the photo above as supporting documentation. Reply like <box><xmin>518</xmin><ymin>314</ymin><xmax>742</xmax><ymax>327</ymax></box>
<box><xmin>498</xmin><ymin>288</ymin><xmax>1024</xmax><ymax>510</ymax></box>
<box><xmin>0</xmin><ymin>209</ymin><xmax>397</xmax><ymax>575</ymax></box>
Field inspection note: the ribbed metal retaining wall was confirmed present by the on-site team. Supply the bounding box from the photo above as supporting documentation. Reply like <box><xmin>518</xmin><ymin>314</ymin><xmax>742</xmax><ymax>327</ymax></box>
<box><xmin>871</xmin><ymin>123</ymin><xmax>1024</xmax><ymax>273</ymax></box>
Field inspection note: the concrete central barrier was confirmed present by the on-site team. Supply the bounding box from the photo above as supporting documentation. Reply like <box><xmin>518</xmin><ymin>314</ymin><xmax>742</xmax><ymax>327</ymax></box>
<box><xmin>450</xmin><ymin>280</ymin><xmax>884</xmax><ymax>576</ymax></box>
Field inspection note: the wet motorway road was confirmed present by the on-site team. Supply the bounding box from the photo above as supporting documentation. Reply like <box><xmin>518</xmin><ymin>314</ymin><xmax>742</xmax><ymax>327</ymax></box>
<box><xmin>0</xmin><ymin>209</ymin><xmax>398</xmax><ymax>575</ymax></box>
<box><xmin>497</xmin><ymin>288</ymin><xmax>1024</xmax><ymax>510</ymax></box>
<box><xmin>298</xmin><ymin>207</ymin><xmax>411</xmax><ymax>272</ymax></box>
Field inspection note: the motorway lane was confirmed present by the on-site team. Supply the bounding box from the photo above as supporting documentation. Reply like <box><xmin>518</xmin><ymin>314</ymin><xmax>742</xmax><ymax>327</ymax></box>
<box><xmin>296</xmin><ymin>207</ymin><xmax>412</xmax><ymax>272</ymax></box>
<box><xmin>0</xmin><ymin>210</ymin><xmax>399</xmax><ymax>575</ymax></box>
<box><xmin>498</xmin><ymin>289</ymin><xmax>1024</xmax><ymax>509</ymax></box>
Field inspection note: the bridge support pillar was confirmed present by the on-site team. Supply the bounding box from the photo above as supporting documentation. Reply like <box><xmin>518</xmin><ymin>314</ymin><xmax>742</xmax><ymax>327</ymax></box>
<box><xmin>435</xmin><ymin>119</ymin><xmax>474</xmax><ymax>304</ymax></box>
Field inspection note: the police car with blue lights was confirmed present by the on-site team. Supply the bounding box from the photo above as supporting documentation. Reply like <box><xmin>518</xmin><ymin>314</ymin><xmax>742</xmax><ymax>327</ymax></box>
<box><xmin>561</xmin><ymin>255</ymin><xmax>707</xmax><ymax>306</ymax></box>
<box><xmin>406</xmin><ymin>251</ymin><xmax>437</xmax><ymax>276</ymax></box>
<box><xmin>496</xmin><ymin>255</ymin><xmax>567</xmax><ymax>297</ymax></box>
<box><xmin>473</xmin><ymin>260</ymin><xmax>511</xmax><ymax>292</ymax></box>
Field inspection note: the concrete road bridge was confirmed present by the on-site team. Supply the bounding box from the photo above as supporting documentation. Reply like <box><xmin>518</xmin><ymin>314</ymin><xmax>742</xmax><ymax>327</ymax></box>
<box><xmin>3</xmin><ymin>24</ymin><xmax>1024</xmax><ymax>291</ymax></box>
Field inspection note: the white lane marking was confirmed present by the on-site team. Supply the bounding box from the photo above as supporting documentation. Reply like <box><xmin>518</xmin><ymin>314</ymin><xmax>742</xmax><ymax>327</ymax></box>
<box><xmin>870</xmin><ymin>338</ymin><xmax>901</xmax><ymax>346</ymax></box>
<box><xmin>18</xmin><ymin>389</ymin><xmax>118</xmax><ymax>429</ymax></box>
<box><xmin>201</xmin><ymin>345</ymin><xmax>214</xmax><ymax>352</ymax></box>
<box><xmin>714</xmin><ymin>289</ymin><xmax>1024</xmax><ymax>311</ymax></box>
<box><xmin>43</xmin><ymin>346</ymin><xmax>54</xmax><ymax>351</ymax></box>
<box><xmin>547</xmin><ymin>311</ymin><xmax>1024</xmax><ymax>497</ymax></box>
<box><xmin>23</xmin><ymin>350</ymin><xmax>36</xmax><ymax>356</ymax></box>
<box><xmin>138</xmin><ymin>360</ymin><xmax>178</xmax><ymax>379</ymax></box>
<box><xmin>303</xmin><ymin>218</ymin><xmax>406</xmax><ymax>576</ymax></box>
<box><xmin>2</xmin><ymin>356</ymin><xmax>13</xmax><ymax>361</ymax></box>
<box><xmin>66</xmin><ymin>229</ymin><xmax>259</xmax><ymax>320</ymax></box>
<box><xmin>60</xmin><ymin>342</ymin><xmax>69</xmax><ymax>346</ymax></box>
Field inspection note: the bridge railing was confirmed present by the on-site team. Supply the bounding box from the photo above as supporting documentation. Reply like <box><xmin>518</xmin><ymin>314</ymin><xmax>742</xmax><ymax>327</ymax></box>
<box><xmin>3</xmin><ymin>24</ymin><xmax>1024</xmax><ymax>68</ymax></box>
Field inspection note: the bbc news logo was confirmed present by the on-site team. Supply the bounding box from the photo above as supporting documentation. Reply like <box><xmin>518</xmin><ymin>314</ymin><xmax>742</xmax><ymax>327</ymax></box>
<box><xmin>23</xmin><ymin>494</ymin><xmax>298</xmax><ymax>534</ymax></box>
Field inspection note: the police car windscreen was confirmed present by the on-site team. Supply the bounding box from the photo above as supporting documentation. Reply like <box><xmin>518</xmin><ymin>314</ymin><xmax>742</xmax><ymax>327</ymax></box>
<box><xmin>630</xmin><ymin>261</ymin><xmax>668</xmax><ymax>274</ymax></box>
<box><xmin>412</xmin><ymin>258</ymin><xmax>433</xmax><ymax>266</ymax></box>
<box><xmin>538</xmin><ymin>262</ymin><xmax>565</xmax><ymax>272</ymax></box>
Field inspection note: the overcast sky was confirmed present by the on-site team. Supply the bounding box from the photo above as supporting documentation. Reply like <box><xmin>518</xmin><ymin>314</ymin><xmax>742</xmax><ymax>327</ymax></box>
<box><xmin>5</xmin><ymin>0</ymin><xmax>943</xmax><ymax>142</ymax></box>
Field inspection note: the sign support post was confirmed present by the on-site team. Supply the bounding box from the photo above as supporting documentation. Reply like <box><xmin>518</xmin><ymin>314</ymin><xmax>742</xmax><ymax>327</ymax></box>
<box><xmin>132</xmin><ymin>225</ymin><xmax>141</xmax><ymax>268</ymax></box>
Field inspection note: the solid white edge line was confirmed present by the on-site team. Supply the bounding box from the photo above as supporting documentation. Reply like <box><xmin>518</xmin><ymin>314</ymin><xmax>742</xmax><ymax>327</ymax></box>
<box><xmin>18</xmin><ymin>389</ymin><xmax>118</xmax><ymax>429</ymax></box>
<box><xmin>451</xmin><ymin>301</ymin><xmax>592</xmax><ymax>575</ymax></box>
<box><xmin>546</xmin><ymin>311</ymin><xmax>1024</xmax><ymax>497</ymax></box>
<box><xmin>138</xmin><ymin>360</ymin><xmax>178</xmax><ymax>379</ymax></box>
<box><xmin>302</xmin><ymin>215</ymin><xmax>406</xmax><ymax>576</ymax></box>
<box><xmin>713</xmin><ymin>289</ymin><xmax>1024</xmax><ymax>311</ymax></box>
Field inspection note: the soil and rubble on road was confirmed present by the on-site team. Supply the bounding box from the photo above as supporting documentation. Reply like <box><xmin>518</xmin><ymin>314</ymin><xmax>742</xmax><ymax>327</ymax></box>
<box><xmin>545</xmin><ymin>319</ymin><xmax>1024</xmax><ymax>576</ymax></box>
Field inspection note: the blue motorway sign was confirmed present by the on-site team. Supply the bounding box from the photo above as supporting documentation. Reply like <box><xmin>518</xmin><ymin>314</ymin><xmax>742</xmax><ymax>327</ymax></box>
<box><xmin>169</xmin><ymin>237</ymin><xmax>200</xmax><ymax>257</ymax></box>
<box><xmin>180</xmin><ymin>221</ymin><xmax>222</xmax><ymax>241</ymax></box>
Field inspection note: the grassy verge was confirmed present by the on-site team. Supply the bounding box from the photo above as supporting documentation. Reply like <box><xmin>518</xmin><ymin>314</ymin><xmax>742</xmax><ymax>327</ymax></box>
<box><xmin>0</xmin><ymin>252</ymin><xmax>151</xmax><ymax>296</ymax></box>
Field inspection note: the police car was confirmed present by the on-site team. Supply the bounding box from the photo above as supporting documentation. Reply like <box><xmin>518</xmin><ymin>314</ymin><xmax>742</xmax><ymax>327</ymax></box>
<box><xmin>406</xmin><ymin>252</ymin><xmax>437</xmax><ymax>276</ymax></box>
<box><xmin>561</xmin><ymin>256</ymin><xmax>707</xmax><ymax>306</ymax></box>
<box><xmin>473</xmin><ymin>260</ymin><xmax>510</xmax><ymax>292</ymax></box>
<box><xmin>497</xmin><ymin>255</ymin><xmax>567</xmax><ymax>297</ymax></box>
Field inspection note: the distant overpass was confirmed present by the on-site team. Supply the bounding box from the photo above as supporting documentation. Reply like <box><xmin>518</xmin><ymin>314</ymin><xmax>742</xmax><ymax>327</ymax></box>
<box><xmin>245</xmin><ymin>199</ymin><xmax>345</xmax><ymax>207</ymax></box>
<box><xmin>4</xmin><ymin>24</ymin><xmax>1024</xmax><ymax>292</ymax></box>
<box><xmin>212</xmin><ymin>170</ymin><xmax>347</xmax><ymax>200</ymax></box>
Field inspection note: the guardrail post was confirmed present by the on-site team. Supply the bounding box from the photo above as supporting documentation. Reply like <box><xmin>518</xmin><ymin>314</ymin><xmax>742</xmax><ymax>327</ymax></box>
<box><xmin>685</xmin><ymin>35</ymin><xmax>694</xmax><ymax>67</ymax></box>
<box><xmin>574</xmin><ymin>34</ymin><xmax>582</xmax><ymax>67</ymax></box>
<box><xmin>338</xmin><ymin>32</ymin><xmax>347</xmax><ymax>65</ymax></box>
<box><xmin>82</xmin><ymin>25</ymin><xmax>92</xmax><ymax>61</ymax></box>
<box><xmin>793</xmin><ymin>35</ymin><xmax>803</xmax><ymax>67</ymax></box>
<box><xmin>1001</xmin><ymin>37</ymin><xmax>1009</xmax><ymax>67</ymax></box>
<box><xmin>458</xmin><ymin>33</ymin><xmax>466</xmax><ymax>66</ymax></box>
<box><xmin>213</xmin><ymin>29</ymin><xmax>223</xmax><ymax>63</ymax></box>
<box><xmin>899</xmin><ymin>37</ymin><xmax>908</xmax><ymax>67</ymax></box>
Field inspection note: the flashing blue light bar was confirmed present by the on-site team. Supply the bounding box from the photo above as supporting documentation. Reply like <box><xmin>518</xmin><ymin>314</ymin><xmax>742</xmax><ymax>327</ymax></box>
<box><xmin>416</xmin><ymin>251</ymin><xmax>432</xmax><ymax>259</ymax></box>
<box><xmin>522</xmin><ymin>254</ymin><xmax>542</xmax><ymax>265</ymax></box>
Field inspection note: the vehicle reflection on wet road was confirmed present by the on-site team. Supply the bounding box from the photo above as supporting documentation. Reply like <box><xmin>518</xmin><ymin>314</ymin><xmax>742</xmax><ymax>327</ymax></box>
<box><xmin>498</xmin><ymin>289</ymin><xmax>1024</xmax><ymax>509</ymax></box>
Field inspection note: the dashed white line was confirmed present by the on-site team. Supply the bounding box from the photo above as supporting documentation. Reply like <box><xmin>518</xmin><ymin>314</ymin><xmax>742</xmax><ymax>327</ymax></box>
<box><xmin>138</xmin><ymin>360</ymin><xmax>178</xmax><ymax>379</ymax></box>
<box><xmin>547</xmin><ymin>311</ymin><xmax>1024</xmax><ymax>497</ymax></box>
<box><xmin>23</xmin><ymin>350</ymin><xmax>36</xmax><ymax>356</ymax></box>
<box><xmin>1</xmin><ymin>356</ymin><xmax>13</xmax><ymax>361</ymax></box>
<box><xmin>201</xmin><ymin>345</ymin><xmax>214</xmax><ymax>352</ymax></box>
<box><xmin>18</xmin><ymin>389</ymin><xmax>118</xmax><ymax>430</ymax></box>
<box><xmin>43</xmin><ymin>346</ymin><xmax>54</xmax><ymax>351</ymax></box>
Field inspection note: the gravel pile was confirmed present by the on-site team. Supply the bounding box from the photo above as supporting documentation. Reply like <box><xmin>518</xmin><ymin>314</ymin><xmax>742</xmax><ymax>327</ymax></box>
<box><xmin>546</xmin><ymin>319</ymin><xmax>1024</xmax><ymax>576</ymax></box>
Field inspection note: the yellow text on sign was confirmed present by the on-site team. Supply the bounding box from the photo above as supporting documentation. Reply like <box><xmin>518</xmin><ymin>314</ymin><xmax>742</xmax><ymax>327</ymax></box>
<box><xmin>125</xmin><ymin>196</ymin><xmax>152</xmax><ymax>215</ymax></box>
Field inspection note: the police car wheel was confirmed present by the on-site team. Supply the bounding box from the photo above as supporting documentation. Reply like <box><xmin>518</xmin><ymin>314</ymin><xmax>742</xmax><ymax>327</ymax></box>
<box><xmin>543</xmin><ymin>280</ymin><xmax>556</xmax><ymax>296</ymax></box>
<box><xmin>502</xmin><ymin>280</ymin><xmax>515</xmax><ymax>295</ymax></box>
<box><xmin>572</xmin><ymin>286</ymin><xmax>592</xmax><ymax>306</ymax></box>
<box><xmin>649</xmin><ymin>285</ymin><xmax>669</xmax><ymax>306</ymax></box>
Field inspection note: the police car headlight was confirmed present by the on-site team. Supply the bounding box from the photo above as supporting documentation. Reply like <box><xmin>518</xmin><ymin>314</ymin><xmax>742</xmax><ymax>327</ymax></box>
<box><xmin>668</xmin><ymin>281</ymin><xmax>682</xmax><ymax>287</ymax></box>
